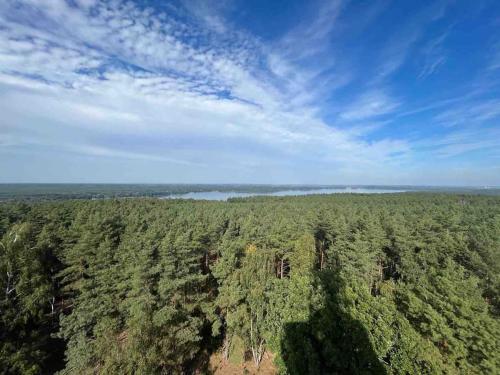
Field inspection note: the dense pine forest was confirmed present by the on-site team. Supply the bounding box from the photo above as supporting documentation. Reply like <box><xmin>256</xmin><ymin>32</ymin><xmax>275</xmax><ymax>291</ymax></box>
<box><xmin>1</xmin><ymin>194</ymin><xmax>499</xmax><ymax>374</ymax></box>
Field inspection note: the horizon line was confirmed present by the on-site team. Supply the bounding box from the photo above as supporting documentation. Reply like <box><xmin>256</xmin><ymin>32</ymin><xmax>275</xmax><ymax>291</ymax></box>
<box><xmin>0</xmin><ymin>182</ymin><xmax>498</xmax><ymax>189</ymax></box>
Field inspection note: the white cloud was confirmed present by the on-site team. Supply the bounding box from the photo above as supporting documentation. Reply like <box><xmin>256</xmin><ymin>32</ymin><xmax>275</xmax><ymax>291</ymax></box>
<box><xmin>434</xmin><ymin>99</ymin><xmax>500</xmax><ymax>126</ymax></box>
<box><xmin>1</xmin><ymin>0</ymin><xmax>496</xmax><ymax>185</ymax></box>
<box><xmin>278</xmin><ymin>0</ymin><xmax>344</xmax><ymax>62</ymax></box>
<box><xmin>0</xmin><ymin>0</ymin><xmax>412</xmax><ymax>176</ymax></box>
<box><xmin>340</xmin><ymin>90</ymin><xmax>400</xmax><ymax>121</ymax></box>
<box><xmin>418</xmin><ymin>31</ymin><xmax>448</xmax><ymax>79</ymax></box>
<box><xmin>415</xmin><ymin>127</ymin><xmax>500</xmax><ymax>158</ymax></box>
<box><xmin>371</xmin><ymin>1</ymin><xmax>450</xmax><ymax>83</ymax></box>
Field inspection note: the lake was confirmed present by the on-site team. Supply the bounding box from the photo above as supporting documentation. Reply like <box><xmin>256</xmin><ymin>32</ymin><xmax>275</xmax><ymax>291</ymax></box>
<box><xmin>163</xmin><ymin>187</ymin><xmax>408</xmax><ymax>201</ymax></box>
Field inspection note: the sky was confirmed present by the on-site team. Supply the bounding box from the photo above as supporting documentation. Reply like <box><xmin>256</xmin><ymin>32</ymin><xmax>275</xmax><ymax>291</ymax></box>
<box><xmin>1</xmin><ymin>0</ymin><xmax>500</xmax><ymax>185</ymax></box>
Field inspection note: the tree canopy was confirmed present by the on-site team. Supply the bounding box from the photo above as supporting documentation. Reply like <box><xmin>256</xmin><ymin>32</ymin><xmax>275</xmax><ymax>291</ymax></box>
<box><xmin>1</xmin><ymin>193</ymin><xmax>499</xmax><ymax>374</ymax></box>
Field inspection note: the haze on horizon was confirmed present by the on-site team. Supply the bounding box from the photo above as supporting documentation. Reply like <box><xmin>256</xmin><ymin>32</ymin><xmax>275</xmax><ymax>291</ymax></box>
<box><xmin>1</xmin><ymin>0</ymin><xmax>500</xmax><ymax>186</ymax></box>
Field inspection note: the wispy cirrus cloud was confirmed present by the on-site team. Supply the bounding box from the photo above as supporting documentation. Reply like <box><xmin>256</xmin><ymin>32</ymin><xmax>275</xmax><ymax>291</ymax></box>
<box><xmin>415</xmin><ymin>127</ymin><xmax>500</xmax><ymax>159</ymax></box>
<box><xmin>418</xmin><ymin>31</ymin><xmax>449</xmax><ymax>79</ymax></box>
<box><xmin>371</xmin><ymin>1</ymin><xmax>450</xmax><ymax>83</ymax></box>
<box><xmin>277</xmin><ymin>0</ymin><xmax>344</xmax><ymax>62</ymax></box>
<box><xmin>434</xmin><ymin>99</ymin><xmax>500</xmax><ymax>126</ymax></box>
<box><xmin>340</xmin><ymin>90</ymin><xmax>400</xmax><ymax>121</ymax></box>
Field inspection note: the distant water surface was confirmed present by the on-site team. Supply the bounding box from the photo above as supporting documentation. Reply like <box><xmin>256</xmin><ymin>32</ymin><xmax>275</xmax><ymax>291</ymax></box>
<box><xmin>163</xmin><ymin>188</ymin><xmax>408</xmax><ymax>201</ymax></box>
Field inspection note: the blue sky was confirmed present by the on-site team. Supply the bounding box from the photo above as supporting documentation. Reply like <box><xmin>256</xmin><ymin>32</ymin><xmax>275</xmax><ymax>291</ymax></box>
<box><xmin>1</xmin><ymin>0</ymin><xmax>499</xmax><ymax>185</ymax></box>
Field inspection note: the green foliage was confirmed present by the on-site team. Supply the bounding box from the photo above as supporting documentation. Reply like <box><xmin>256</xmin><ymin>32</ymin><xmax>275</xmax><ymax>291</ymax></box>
<box><xmin>1</xmin><ymin>220</ymin><xmax>65</xmax><ymax>374</ymax></box>
<box><xmin>0</xmin><ymin>194</ymin><xmax>498</xmax><ymax>374</ymax></box>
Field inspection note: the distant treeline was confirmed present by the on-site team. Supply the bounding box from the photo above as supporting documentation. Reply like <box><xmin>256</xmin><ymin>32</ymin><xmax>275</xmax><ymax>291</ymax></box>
<box><xmin>0</xmin><ymin>194</ymin><xmax>499</xmax><ymax>374</ymax></box>
<box><xmin>1</xmin><ymin>183</ymin><xmax>499</xmax><ymax>201</ymax></box>
<box><xmin>0</xmin><ymin>183</ymin><xmax>330</xmax><ymax>201</ymax></box>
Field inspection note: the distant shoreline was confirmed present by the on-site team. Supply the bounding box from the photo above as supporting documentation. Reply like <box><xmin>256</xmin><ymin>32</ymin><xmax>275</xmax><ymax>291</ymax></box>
<box><xmin>0</xmin><ymin>183</ymin><xmax>499</xmax><ymax>201</ymax></box>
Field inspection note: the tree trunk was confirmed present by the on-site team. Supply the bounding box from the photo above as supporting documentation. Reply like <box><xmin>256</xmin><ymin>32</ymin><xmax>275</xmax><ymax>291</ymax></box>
<box><xmin>222</xmin><ymin>335</ymin><xmax>231</xmax><ymax>361</ymax></box>
<box><xmin>250</xmin><ymin>317</ymin><xmax>265</xmax><ymax>367</ymax></box>
<box><xmin>49</xmin><ymin>296</ymin><xmax>55</xmax><ymax>315</ymax></box>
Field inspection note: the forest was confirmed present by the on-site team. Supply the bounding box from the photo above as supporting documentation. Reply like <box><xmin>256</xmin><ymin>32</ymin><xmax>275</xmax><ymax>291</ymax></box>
<box><xmin>0</xmin><ymin>193</ymin><xmax>499</xmax><ymax>374</ymax></box>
